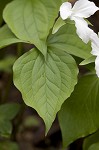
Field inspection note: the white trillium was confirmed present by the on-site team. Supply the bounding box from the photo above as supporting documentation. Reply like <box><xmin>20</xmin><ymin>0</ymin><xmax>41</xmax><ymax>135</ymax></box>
<box><xmin>60</xmin><ymin>0</ymin><xmax>99</xmax><ymax>43</ymax></box>
<box><xmin>90</xmin><ymin>33</ymin><xmax>99</xmax><ymax>77</ymax></box>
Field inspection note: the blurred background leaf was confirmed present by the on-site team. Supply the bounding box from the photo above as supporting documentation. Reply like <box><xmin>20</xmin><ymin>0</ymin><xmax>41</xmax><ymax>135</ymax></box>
<box><xmin>0</xmin><ymin>55</ymin><xmax>16</xmax><ymax>73</ymax></box>
<box><xmin>88</xmin><ymin>143</ymin><xmax>99</xmax><ymax>150</ymax></box>
<box><xmin>0</xmin><ymin>103</ymin><xmax>20</xmax><ymax>138</ymax></box>
<box><xmin>0</xmin><ymin>141</ymin><xmax>19</xmax><ymax>150</ymax></box>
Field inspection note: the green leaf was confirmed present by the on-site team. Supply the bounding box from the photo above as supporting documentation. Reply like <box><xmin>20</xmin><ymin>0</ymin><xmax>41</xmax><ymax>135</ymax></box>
<box><xmin>3</xmin><ymin>0</ymin><xmax>62</xmax><ymax>56</ymax></box>
<box><xmin>88</xmin><ymin>143</ymin><xmax>99</xmax><ymax>150</ymax></box>
<box><xmin>83</xmin><ymin>130</ymin><xmax>99</xmax><ymax>150</ymax></box>
<box><xmin>0</xmin><ymin>0</ymin><xmax>12</xmax><ymax>25</ymax></box>
<box><xmin>0</xmin><ymin>142</ymin><xmax>19</xmax><ymax>150</ymax></box>
<box><xmin>52</xmin><ymin>17</ymin><xmax>65</xmax><ymax>34</ymax></box>
<box><xmin>0</xmin><ymin>25</ymin><xmax>24</xmax><ymax>49</ymax></box>
<box><xmin>48</xmin><ymin>23</ymin><xmax>91</xmax><ymax>59</ymax></box>
<box><xmin>23</xmin><ymin>116</ymin><xmax>39</xmax><ymax>128</ymax></box>
<box><xmin>61</xmin><ymin>0</ymin><xmax>68</xmax><ymax>2</ymax></box>
<box><xmin>58</xmin><ymin>75</ymin><xmax>99</xmax><ymax>149</ymax></box>
<box><xmin>0</xmin><ymin>56</ymin><xmax>16</xmax><ymax>72</ymax></box>
<box><xmin>0</xmin><ymin>103</ymin><xmax>20</xmax><ymax>137</ymax></box>
<box><xmin>13</xmin><ymin>48</ymin><xmax>78</xmax><ymax>133</ymax></box>
<box><xmin>80</xmin><ymin>56</ymin><xmax>95</xmax><ymax>66</ymax></box>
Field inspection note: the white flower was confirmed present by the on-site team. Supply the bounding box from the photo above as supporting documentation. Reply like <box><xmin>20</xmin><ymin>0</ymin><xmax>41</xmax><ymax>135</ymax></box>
<box><xmin>90</xmin><ymin>33</ymin><xmax>99</xmax><ymax>77</ymax></box>
<box><xmin>60</xmin><ymin>0</ymin><xmax>99</xmax><ymax>43</ymax></box>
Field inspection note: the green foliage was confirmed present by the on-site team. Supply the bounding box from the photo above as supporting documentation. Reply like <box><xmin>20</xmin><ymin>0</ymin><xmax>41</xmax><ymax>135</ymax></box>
<box><xmin>23</xmin><ymin>116</ymin><xmax>39</xmax><ymax>128</ymax></box>
<box><xmin>0</xmin><ymin>25</ymin><xmax>24</xmax><ymax>49</ymax></box>
<box><xmin>88</xmin><ymin>143</ymin><xmax>99</xmax><ymax>150</ymax></box>
<box><xmin>61</xmin><ymin>0</ymin><xmax>68</xmax><ymax>2</ymax></box>
<box><xmin>0</xmin><ymin>56</ymin><xmax>16</xmax><ymax>72</ymax></box>
<box><xmin>52</xmin><ymin>17</ymin><xmax>65</xmax><ymax>34</ymax></box>
<box><xmin>0</xmin><ymin>0</ymin><xmax>98</xmax><ymax>149</ymax></box>
<box><xmin>0</xmin><ymin>0</ymin><xmax>12</xmax><ymax>25</ymax></box>
<box><xmin>58</xmin><ymin>75</ymin><xmax>99</xmax><ymax>149</ymax></box>
<box><xmin>3</xmin><ymin>0</ymin><xmax>62</xmax><ymax>56</ymax></box>
<box><xmin>13</xmin><ymin>48</ymin><xmax>78</xmax><ymax>133</ymax></box>
<box><xmin>0</xmin><ymin>142</ymin><xmax>19</xmax><ymax>150</ymax></box>
<box><xmin>0</xmin><ymin>103</ymin><xmax>20</xmax><ymax>137</ymax></box>
<box><xmin>80</xmin><ymin>56</ymin><xmax>95</xmax><ymax>65</ymax></box>
<box><xmin>48</xmin><ymin>23</ymin><xmax>91</xmax><ymax>59</ymax></box>
<box><xmin>83</xmin><ymin>130</ymin><xmax>99</xmax><ymax>150</ymax></box>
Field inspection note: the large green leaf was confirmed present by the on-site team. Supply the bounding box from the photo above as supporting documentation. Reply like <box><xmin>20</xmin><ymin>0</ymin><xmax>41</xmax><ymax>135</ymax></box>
<box><xmin>3</xmin><ymin>0</ymin><xmax>62</xmax><ymax>56</ymax></box>
<box><xmin>58</xmin><ymin>75</ymin><xmax>99</xmax><ymax>149</ymax></box>
<box><xmin>0</xmin><ymin>103</ymin><xmax>20</xmax><ymax>137</ymax></box>
<box><xmin>0</xmin><ymin>0</ymin><xmax>12</xmax><ymax>25</ymax></box>
<box><xmin>13</xmin><ymin>48</ymin><xmax>78</xmax><ymax>133</ymax></box>
<box><xmin>83</xmin><ymin>130</ymin><xmax>99</xmax><ymax>150</ymax></box>
<box><xmin>48</xmin><ymin>23</ymin><xmax>91</xmax><ymax>59</ymax></box>
<box><xmin>0</xmin><ymin>25</ymin><xmax>24</xmax><ymax>49</ymax></box>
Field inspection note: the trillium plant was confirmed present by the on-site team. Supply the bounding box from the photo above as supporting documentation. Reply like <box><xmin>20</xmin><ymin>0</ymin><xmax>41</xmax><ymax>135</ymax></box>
<box><xmin>1</xmin><ymin>0</ymin><xmax>99</xmax><ymax>149</ymax></box>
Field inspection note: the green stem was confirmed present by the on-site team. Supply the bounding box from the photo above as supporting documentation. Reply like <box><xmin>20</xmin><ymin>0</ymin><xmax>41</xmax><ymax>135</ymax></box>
<box><xmin>17</xmin><ymin>43</ymin><xmax>23</xmax><ymax>57</ymax></box>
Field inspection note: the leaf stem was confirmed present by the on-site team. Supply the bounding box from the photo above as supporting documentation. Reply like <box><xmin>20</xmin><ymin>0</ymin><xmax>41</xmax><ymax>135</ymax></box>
<box><xmin>17</xmin><ymin>43</ymin><xmax>23</xmax><ymax>57</ymax></box>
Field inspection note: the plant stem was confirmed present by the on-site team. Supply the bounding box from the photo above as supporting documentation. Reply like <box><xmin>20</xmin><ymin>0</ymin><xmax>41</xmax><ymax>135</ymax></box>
<box><xmin>17</xmin><ymin>43</ymin><xmax>23</xmax><ymax>57</ymax></box>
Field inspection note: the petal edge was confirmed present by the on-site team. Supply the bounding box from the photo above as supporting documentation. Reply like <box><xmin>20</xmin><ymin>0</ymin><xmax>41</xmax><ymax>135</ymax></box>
<box><xmin>60</xmin><ymin>2</ymin><xmax>72</xmax><ymax>20</ymax></box>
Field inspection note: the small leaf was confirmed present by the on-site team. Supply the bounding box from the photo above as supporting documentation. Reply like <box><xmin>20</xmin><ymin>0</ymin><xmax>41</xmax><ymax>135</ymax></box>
<box><xmin>80</xmin><ymin>56</ymin><xmax>95</xmax><ymax>65</ymax></box>
<box><xmin>13</xmin><ymin>48</ymin><xmax>78</xmax><ymax>133</ymax></box>
<box><xmin>48</xmin><ymin>23</ymin><xmax>91</xmax><ymax>59</ymax></box>
<box><xmin>3</xmin><ymin>0</ymin><xmax>62</xmax><ymax>56</ymax></box>
<box><xmin>52</xmin><ymin>17</ymin><xmax>65</xmax><ymax>34</ymax></box>
<box><xmin>85</xmin><ymin>19</ymin><xmax>93</xmax><ymax>26</ymax></box>
<box><xmin>0</xmin><ymin>25</ymin><xmax>24</xmax><ymax>49</ymax></box>
<box><xmin>58</xmin><ymin>75</ymin><xmax>99</xmax><ymax>149</ymax></box>
<box><xmin>0</xmin><ymin>103</ymin><xmax>20</xmax><ymax>137</ymax></box>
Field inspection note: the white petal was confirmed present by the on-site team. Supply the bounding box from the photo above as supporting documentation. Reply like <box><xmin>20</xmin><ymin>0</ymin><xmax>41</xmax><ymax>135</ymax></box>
<box><xmin>91</xmin><ymin>33</ymin><xmax>99</xmax><ymax>56</ymax></box>
<box><xmin>95</xmin><ymin>56</ymin><xmax>99</xmax><ymax>77</ymax></box>
<box><xmin>90</xmin><ymin>32</ymin><xmax>99</xmax><ymax>46</ymax></box>
<box><xmin>71</xmin><ymin>17</ymin><xmax>93</xmax><ymax>43</ymax></box>
<box><xmin>72</xmin><ymin>0</ymin><xmax>99</xmax><ymax>18</ymax></box>
<box><xmin>91</xmin><ymin>42</ymin><xmax>99</xmax><ymax>56</ymax></box>
<box><xmin>60</xmin><ymin>2</ymin><xmax>72</xmax><ymax>20</ymax></box>
<box><xmin>91</xmin><ymin>33</ymin><xmax>99</xmax><ymax>77</ymax></box>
